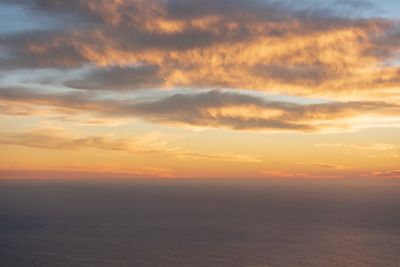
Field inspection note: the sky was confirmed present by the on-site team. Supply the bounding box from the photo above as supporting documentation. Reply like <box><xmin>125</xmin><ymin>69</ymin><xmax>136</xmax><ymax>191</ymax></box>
<box><xmin>0</xmin><ymin>0</ymin><xmax>399</xmax><ymax>179</ymax></box>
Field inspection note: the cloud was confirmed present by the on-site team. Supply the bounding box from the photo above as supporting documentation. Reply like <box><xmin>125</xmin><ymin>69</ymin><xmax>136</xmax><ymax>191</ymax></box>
<box><xmin>297</xmin><ymin>162</ymin><xmax>347</xmax><ymax>170</ymax></box>
<box><xmin>262</xmin><ymin>170</ymin><xmax>309</xmax><ymax>178</ymax></box>
<box><xmin>0</xmin><ymin>0</ymin><xmax>399</xmax><ymax>98</ymax></box>
<box><xmin>65</xmin><ymin>65</ymin><xmax>163</xmax><ymax>91</ymax></box>
<box><xmin>0</xmin><ymin>167</ymin><xmax>175</xmax><ymax>179</ymax></box>
<box><xmin>0</xmin><ymin>126</ymin><xmax>262</xmax><ymax>163</ymax></box>
<box><xmin>315</xmin><ymin>143</ymin><xmax>398</xmax><ymax>151</ymax></box>
<box><xmin>372</xmin><ymin>170</ymin><xmax>400</xmax><ymax>178</ymax></box>
<box><xmin>262</xmin><ymin>169</ymin><xmax>350</xmax><ymax>179</ymax></box>
<box><xmin>0</xmin><ymin>30</ymin><xmax>87</xmax><ymax>69</ymax></box>
<box><xmin>1</xmin><ymin>88</ymin><xmax>400</xmax><ymax>132</ymax></box>
<box><xmin>0</xmin><ymin>127</ymin><xmax>130</xmax><ymax>151</ymax></box>
<box><xmin>314</xmin><ymin>143</ymin><xmax>400</xmax><ymax>158</ymax></box>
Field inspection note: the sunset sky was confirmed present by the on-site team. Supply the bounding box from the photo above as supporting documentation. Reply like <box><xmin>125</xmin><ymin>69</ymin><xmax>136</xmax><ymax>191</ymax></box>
<box><xmin>0</xmin><ymin>0</ymin><xmax>399</xmax><ymax>179</ymax></box>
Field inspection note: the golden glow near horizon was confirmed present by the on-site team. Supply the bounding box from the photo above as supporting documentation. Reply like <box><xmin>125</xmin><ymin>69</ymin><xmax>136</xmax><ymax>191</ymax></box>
<box><xmin>0</xmin><ymin>0</ymin><xmax>399</xmax><ymax>179</ymax></box>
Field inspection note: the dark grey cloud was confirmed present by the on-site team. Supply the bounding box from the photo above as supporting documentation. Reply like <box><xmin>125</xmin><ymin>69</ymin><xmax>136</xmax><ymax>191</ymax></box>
<box><xmin>65</xmin><ymin>65</ymin><xmax>163</xmax><ymax>91</ymax></box>
<box><xmin>0</xmin><ymin>0</ymin><xmax>393</xmax><ymax>68</ymax></box>
<box><xmin>253</xmin><ymin>63</ymin><xmax>336</xmax><ymax>86</ymax></box>
<box><xmin>0</xmin><ymin>30</ymin><xmax>87</xmax><ymax>69</ymax></box>
<box><xmin>1</xmin><ymin>88</ymin><xmax>399</xmax><ymax>132</ymax></box>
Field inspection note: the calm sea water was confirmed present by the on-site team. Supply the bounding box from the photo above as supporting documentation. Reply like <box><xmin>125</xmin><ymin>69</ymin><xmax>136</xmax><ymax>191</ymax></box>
<box><xmin>0</xmin><ymin>179</ymin><xmax>399</xmax><ymax>266</ymax></box>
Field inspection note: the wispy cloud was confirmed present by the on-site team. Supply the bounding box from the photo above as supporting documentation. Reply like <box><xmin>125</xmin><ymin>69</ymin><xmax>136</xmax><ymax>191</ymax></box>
<box><xmin>297</xmin><ymin>162</ymin><xmax>348</xmax><ymax>170</ymax></box>
<box><xmin>0</xmin><ymin>126</ymin><xmax>262</xmax><ymax>163</ymax></box>
<box><xmin>314</xmin><ymin>143</ymin><xmax>400</xmax><ymax>158</ymax></box>
<box><xmin>262</xmin><ymin>170</ymin><xmax>309</xmax><ymax>178</ymax></box>
<box><xmin>0</xmin><ymin>167</ymin><xmax>175</xmax><ymax>179</ymax></box>
<box><xmin>372</xmin><ymin>170</ymin><xmax>400</xmax><ymax>178</ymax></box>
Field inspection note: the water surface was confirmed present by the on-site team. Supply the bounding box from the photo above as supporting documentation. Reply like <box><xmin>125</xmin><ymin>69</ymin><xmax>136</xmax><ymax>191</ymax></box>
<box><xmin>0</xmin><ymin>179</ymin><xmax>399</xmax><ymax>266</ymax></box>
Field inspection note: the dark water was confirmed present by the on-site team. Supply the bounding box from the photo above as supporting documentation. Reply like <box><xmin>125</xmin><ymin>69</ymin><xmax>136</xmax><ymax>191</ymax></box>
<box><xmin>0</xmin><ymin>179</ymin><xmax>399</xmax><ymax>267</ymax></box>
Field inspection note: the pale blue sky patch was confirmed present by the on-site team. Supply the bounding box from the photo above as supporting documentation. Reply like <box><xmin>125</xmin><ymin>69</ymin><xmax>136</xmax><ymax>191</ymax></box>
<box><xmin>0</xmin><ymin>68</ymin><xmax>92</xmax><ymax>94</ymax></box>
<box><xmin>375</xmin><ymin>0</ymin><xmax>400</xmax><ymax>18</ymax></box>
<box><xmin>309</xmin><ymin>0</ymin><xmax>400</xmax><ymax>18</ymax></box>
<box><xmin>0</xmin><ymin>4</ymin><xmax>61</xmax><ymax>35</ymax></box>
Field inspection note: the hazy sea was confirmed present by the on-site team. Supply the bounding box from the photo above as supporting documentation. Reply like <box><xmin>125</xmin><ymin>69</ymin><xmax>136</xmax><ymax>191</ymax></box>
<box><xmin>0</xmin><ymin>179</ymin><xmax>399</xmax><ymax>267</ymax></box>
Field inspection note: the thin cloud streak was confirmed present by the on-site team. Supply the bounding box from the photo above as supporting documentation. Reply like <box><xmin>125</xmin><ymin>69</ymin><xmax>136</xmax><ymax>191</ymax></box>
<box><xmin>0</xmin><ymin>167</ymin><xmax>175</xmax><ymax>179</ymax></box>
<box><xmin>0</xmin><ymin>127</ymin><xmax>262</xmax><ymax>163</ymax></box>
<box><xmin>372</xmin><ymin>170</ymin><xmax>400</xmax><ymax>178</ymax></box>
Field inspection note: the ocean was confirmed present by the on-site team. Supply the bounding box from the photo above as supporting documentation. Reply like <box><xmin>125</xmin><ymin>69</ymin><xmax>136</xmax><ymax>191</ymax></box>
<box><xmin>0</xmin><ymin>179</ymin><xmax>399</xmax><ymax>266</ymax></box>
